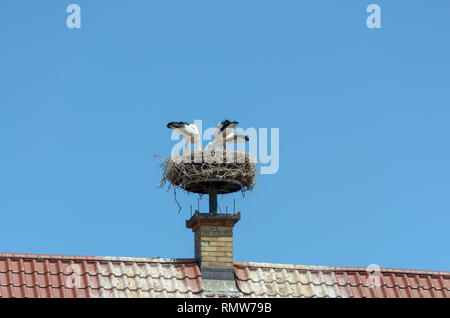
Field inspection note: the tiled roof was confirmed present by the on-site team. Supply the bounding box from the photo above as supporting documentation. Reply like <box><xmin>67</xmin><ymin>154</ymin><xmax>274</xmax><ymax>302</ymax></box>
<box><xmin>1</xmin><ymin>253</ymin><xmax>449</xmax><ymax>298</ymax></box>
<box><xmin>234</xmin><ymin>262</ymin><xmax>450</xmax><ymax>298</ymax></box>
<box><xmin>0</xmin><ymin>253</ymin><xmax>203</xmax><ymax>298</ymax></box>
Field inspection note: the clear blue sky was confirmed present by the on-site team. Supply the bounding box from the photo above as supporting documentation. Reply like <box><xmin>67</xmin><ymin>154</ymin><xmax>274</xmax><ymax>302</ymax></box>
<box><xmin>1</xmin><ymin>1</ymin><xmax>449</xmax><ymax>271</ymax></box>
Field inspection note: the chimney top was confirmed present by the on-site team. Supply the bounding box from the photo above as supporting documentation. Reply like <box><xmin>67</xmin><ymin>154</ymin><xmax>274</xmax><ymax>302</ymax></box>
<box><xmin>186</xmin><ymin>212</ymin><xmax>240</xmax><ymax>281</ymax></box>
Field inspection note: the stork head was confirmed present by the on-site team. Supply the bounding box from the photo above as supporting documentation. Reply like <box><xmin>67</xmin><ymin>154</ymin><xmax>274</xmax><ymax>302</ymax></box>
<box><xmin>235</xmin><ymin>135</ymin><xmax>249</xmax><ymax>142</ymax></box>
<box><xmin>227</xmin><ymin>133</ymin><xmax>249</xmax><ymax>143</ymax></box>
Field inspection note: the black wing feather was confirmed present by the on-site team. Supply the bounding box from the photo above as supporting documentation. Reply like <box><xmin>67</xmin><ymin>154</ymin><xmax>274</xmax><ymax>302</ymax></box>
<box><xmin>219</xmin><ymin>120</ymin><xmax>239</xmax><ymax>132</ymax></box>
<box><xmin>167</xmin><ymin>121</ymin><xmax>190</xmax><ymax>129</ymax></box>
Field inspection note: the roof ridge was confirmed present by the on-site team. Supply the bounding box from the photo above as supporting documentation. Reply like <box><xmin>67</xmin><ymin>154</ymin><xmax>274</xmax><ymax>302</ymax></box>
<box><xmin>2</xmin><ymin>254</ymin><xmax>448</xmax><ymax>276</ymax></box>
<box><xmin>233</xmin><ymin>261</ymin><xmax>450</xmax><ymax>276</ymax></box>
<box><xmin>0</xmin><ymin>253</ymin><xmax>197</xmax><ymax>264</ymax></box>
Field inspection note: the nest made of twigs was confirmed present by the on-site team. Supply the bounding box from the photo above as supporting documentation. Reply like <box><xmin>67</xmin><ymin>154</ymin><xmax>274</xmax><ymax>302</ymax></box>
<box><xmin>158</xmin><ymin>150</ymin><xmax>257</xmax><ymax>194</ymax></box>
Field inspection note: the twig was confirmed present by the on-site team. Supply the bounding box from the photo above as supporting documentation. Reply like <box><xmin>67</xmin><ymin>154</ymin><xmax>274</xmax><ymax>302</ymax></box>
<box><xmin>174</xmin><ymin>188</ymin><xmax>182</xmax><ymax>214</ymax></box>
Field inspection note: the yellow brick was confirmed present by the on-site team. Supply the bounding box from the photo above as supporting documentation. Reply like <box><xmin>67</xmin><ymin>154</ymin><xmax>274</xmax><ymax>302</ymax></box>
<box><xmin>213</xmin><ymin>246</ymin><xmax>232</xmax><ymax>252</ymax></box>
<box><xmin>209</xmin><ymin>251</ymin><xmax>227</xmax><ymax>257</ymax></box>
<box><xmin>217</xmin><ymin>237</ymin><xmax>233</xmax><ymax>242</ymax></box>
<box><xmin>202</xmin><ymin>246</ymin><xmax>217</xmax><ymax>252</ymax></box>
<box><xmin>217</xmin><ymin>257</ymin><xmax>233</xmax><ymax>262</ymax></box>
<box><xmin>209</xmin><ymin>241</ymin><xmax>226</xmax><ymax>247</ymax></box>
<box><xmin>200</xmin><ymin>237</ymin><xmax>217</xmax><ymax>241</ymax></box>
<box><xmin>213</xmin><ymin>262</ymin><xmax>233</xmax><ymax>268</ymax></box>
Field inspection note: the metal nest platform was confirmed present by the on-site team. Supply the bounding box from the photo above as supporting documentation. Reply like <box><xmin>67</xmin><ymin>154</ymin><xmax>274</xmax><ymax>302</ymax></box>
<box><xmin>182</xmin><ymin>178</ymin><xmax>243</xmax><ymax>195</ymax></box>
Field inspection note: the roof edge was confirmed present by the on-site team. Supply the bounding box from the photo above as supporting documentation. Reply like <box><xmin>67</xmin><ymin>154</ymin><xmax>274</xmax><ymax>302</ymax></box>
<box><xmin>233</xmin><ymin>261</ymin><xmax>450</xmax><ymax>276</ymax></box>
<box><xmin>0</xmin><ymin>253</ymin><xmax>198</xmax><ymax>264</ymax></box>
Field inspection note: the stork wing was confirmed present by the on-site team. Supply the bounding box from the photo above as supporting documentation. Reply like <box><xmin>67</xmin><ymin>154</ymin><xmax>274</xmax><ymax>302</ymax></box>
<box><xmin>167</xmin><ymin>122</ymin><xmax>199</xmax><ymax>140</ymax></box>
<box><xmin>214</xmin><ymin>120</ymin><xmax>239</xmax><ymax>139</ymax></box>
<box><xmin>228</xmin><ymin>122</ymin><xmax>238</xmax><ymax>129</ymax></box>
<box><xmin>167</xmin><ymin>121</ymin><xmax>189</xmax><ymax>129</ymax></box>
<box><xmin>174</xmin><ymin>123</ymin><xmax>199</xmax><ymax>141</ymax></box>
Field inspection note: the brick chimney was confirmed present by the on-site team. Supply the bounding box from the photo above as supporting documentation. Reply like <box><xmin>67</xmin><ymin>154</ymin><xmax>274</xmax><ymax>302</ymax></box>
<box><xmin>186</xmin><ymin>212</ymin><xmax>240</xmax><ymax>280</ymax></box>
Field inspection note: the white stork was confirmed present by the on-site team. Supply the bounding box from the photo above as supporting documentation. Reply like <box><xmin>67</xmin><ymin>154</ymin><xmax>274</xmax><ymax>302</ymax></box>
<box><xmin>167</xmin><ymin>121</ymin><xmax>202</xmax><ymax>152</ymax></box>
<box><xmin>206</xmin><ymin>119</ymin><xmax>249</xmax><ymax>149</ymax></box>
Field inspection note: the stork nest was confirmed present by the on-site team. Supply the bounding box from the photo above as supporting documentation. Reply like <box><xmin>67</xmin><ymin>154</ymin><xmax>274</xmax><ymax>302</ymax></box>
<box><xmin>158</xmin><ymin>150</ymin><xmax>257</xmax><ymax>194</ymax></box>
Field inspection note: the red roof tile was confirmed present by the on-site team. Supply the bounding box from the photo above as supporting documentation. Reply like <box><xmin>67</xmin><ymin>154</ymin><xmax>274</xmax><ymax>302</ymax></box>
<box><xmin>0</xmin><ymin>253</ymin><xmax>203</xmax><ymax>298</ymax></box>
<box><xmin>234</xmin><ymin>262</ymin><xmax>450</xmax><ymax>298</ymax></box>
<box><xmin>1</xmin><ymin>253</ymin><xmax>449</xmax><ymax>298</ymax></box>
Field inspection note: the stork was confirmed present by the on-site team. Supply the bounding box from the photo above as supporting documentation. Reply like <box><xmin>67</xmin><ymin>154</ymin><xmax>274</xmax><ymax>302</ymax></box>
<box><xmin>167</xmin><ymin>121</ymin><xmax>202</xmax><ymax>153</ymax></box>
<box><xmin>206</xmin><ymin>119</ymin><xmax>249</xmax><ymax>149</ymax></box>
